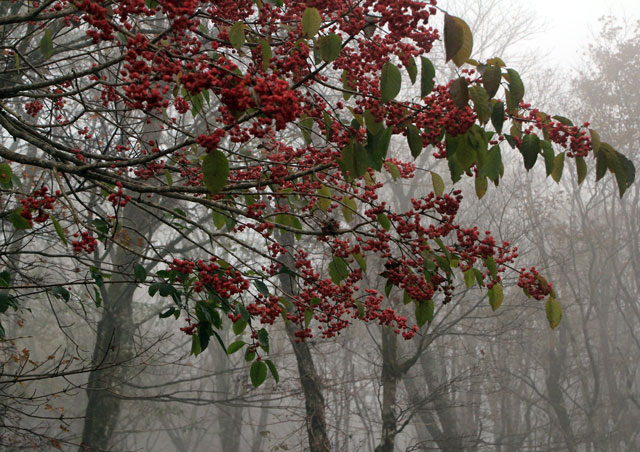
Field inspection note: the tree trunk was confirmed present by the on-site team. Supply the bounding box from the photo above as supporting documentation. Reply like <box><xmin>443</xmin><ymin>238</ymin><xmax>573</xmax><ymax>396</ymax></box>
<box><xmin>79</xmin><ymin>250</ymin><xmax>137</xmax><ymax>451</ymax></box>
<box><xmin>277</xmin><ymin>230</ymin><xmax>330</xmax><ymax>452</ymax></box>
<box><xmin>375</xmin><ymin>327</ymin><xmax>399</xmax><ymax>452</ymax></box>
<box><xmin>79</xmin><ymin>203</ymin><xmax>151</xmax><ymax>451</ymax></box>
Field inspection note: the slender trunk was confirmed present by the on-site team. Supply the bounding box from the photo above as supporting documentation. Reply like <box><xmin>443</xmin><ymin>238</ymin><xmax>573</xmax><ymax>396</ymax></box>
<box><xmin>216</xmin><ymin>341</ymin><xmax>243</xmax><ymax>452</ymax></box>
<box><xmin>286</xmin><ymin>323</ymin><xmax>331</xmax><ymax>452</ymax></box>
<box><xmin>79</xmin><ymin>249</ymin><xmax>137</xmax><ymax>451</ymax></box>
<box><xmin>375</xmin><ymin>327</ymin><xmax>399</xmax><ymax>452</ymax></box>
<box><xmin>418</xmin><ymin>349</ymin><xmax>464</xmax><ymax>451</ymax></box>
<box><xmin>80</xmin><ymin>204</ymin><xmax>151</xmax><ymax>451</ymax></box>
<box><xmin>277</xmin><ymin>230</ymin><xmax>330</xmax><ymax>452</ymax></box>
<box><xmin>545</xmin><ymin>329</ymin><xmax>577</xmax><ymax>452</ymax></box>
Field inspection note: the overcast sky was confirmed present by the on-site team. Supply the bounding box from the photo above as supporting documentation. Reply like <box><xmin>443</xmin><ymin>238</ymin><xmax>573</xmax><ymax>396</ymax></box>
<box><xmin>532</xmin><ymin>0</ymin><xmax>640</xmax><ymax>66</ymax></box>
<box><xmin>437</xmin><ymin>0</ymin><xmax>640</xmax><ymax>68</ymax></box>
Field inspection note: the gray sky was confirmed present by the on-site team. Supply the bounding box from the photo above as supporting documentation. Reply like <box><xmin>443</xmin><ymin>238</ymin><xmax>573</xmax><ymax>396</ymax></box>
<box><xmin>533</xmin><ymin>0</ymin><xmax>640</xmax><ymax>66</ymax></box>
<box><xmin>437</xmin><ymin>0</ymin><xmax>640</xmax><ymax>68</ymax></box>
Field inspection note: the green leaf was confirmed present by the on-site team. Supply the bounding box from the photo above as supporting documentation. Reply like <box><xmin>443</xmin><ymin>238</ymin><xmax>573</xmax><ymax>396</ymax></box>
<box><xmin>444</xmin><ymin>14</ymin><xmax>473</xmax><ymax>67</ymax></box>
<box><xmin>415</xmin><ymin>299</ymin><xmax>434</xmax><ymax>327</ymax></box>
<box><xmin>302</xmin><ymin>7</ymin><xmax>322</xmax><ymax>38</ymax></box>
<box><xmin>363</xmin><ymin>110</ymin><xmax>383</xmax><ymax>136</ymax></box>
<box><xmin>265</xmin><ymin>359</ymin><xmax>280</xmax><ymax>383</ymax></box>
<box><xmin>431</xmin><ymin>171</ymin><xmax>445</xmax><ymax>196</ymax></box>
<box><xmin>257</xmin><ymin>328</ymin><xmax>269</xmax><ymax>351</ymax></box>
<box><xmin>227</xmin><ymin>340</ymin><xmax>245</xmax><ymax>355</ymax></box>
<box><xmin>612</xmin><ymin>150</ymin><xmax>634</xmax><ymax>197</ymax></box>
<box><xmin>377</xmin><ymin>213</ymin><xmax>391</xmax><ymax>231</ymax></box>
<box><xmin>490</xmin><ymin>101</ymin><xmax>504</xmax><ymax>133</ymax></box>
<box><xmin>420</xmin><ymin>57</ymin><xmax>435</xmax><ymax>97</ymax></box>
<box><xmin>485</xmin><ymin>257</ymin><xmax>497</xmax><ymax>279</ymax></box>
<box><xmin>92</xmin><ymin>285</ymin><xmax>105</xmax><ymax>307</ymax></box>
<box><xmin>469</xmin><ymin>85</ymin><xmax>490</xmax><ymax>124</ymax></box>
<box><xmin>92</xmin><ymin>218</ymin><xmax>109</xmax><ymax>240</ymax></box>
<box><xmin>149</xmin><ymin>282</ymin><xmax>178</xmax><ymax>298</ymax></box>
<box><xmin>40</xmin><ymin>28</ymin><xmax>53</xmax><ymax>60</ymax></box>
<box><xmin>228</xmin><ymin>21</ymin><xmax>245</xmax><ymax>49</ymax></box>
<box><xmin>164</xmin><ymin>169</ymin><xmax>173</xmax><ymax>186</ymax></box>
<box><xmin>520</xmin><ymin>134</ymin><xmax>540</xmax><ymax>170</ymax></box>
<box><xmin>340</xmin><ymin>142</ymin><xmax>368</xmax><ymax>179</ymax></box>
<box><xmin>545</xmin><ymin>297</ymin><xmax>562</xmax><ymax>329</ymax></box>
<box><xmin>552</xmin><ymin>115</ymin><xmax>573</xmax><ymax>126</ymax></box>
<box><xmin>475</xmin><ymin>175</ymin><xmax>487</xmax><ymax>199</ymax></box>
<box><xmin>250</xmin><ymin>361</ymin><xmax>268</xmax><ymax>387</ymax></box>
<box><xmin>473</xmin><ymin>268</ymin><xmax>484</xmax><ymax>286</ymax></box>
<box><xmin>329</xmin><ymin>257</ymin><xmax>349</xmax><ymax>285</ymax></box>
<box><xmin>407</xmin><ymin>124</ymin><xmax>423</xmax><ymax>158</ymax></box>
<box><xmin>488</xmin><ymin>283</ymin><xmax>503</xmax><ymax>311</ymax></box>
<box><xmin>449</xmin><ymin>77</ymin><xmax>469</xmax><ymax>109</ymax></box>
<box><xmin>52</xmin><ymin>286</ymin><xmax>70</xmax><ymax>303</ymax></box>
<box><xmin>589</xmin><ymin>128</ymin><xmax>601</xmax><ymax>154</ymax></box>
<box><xmin>454</xmin><ymin>137</ymin><xmax>476</xmax><ymax>171</ymax></box>
<box><xmin>299</xmin><ymin>116</ymin><xmax>314</xmax><ymax>145</ymax></box>
<box><xmin>189</xmin><ymin>92</ymin><xmax>204</xmax><ymax>117</ymax></box>
<box><xmin>595</xmin><ymin>150</ymin><xmax>607</xmax><ymax>182</ymax></box>
<box><xmin>159</xmin><ymin>307</ymin><xmax>177</xmax><ymax>318</ymax></box>
<box><xmin>541</xmin><ymin>140</ymin><xmax>555</xmax><ymax>177</ymax></box>
<box><xmin>134</xmin><ymin>263</ymin><xmax>147</xmax><ymax>283</ymax></box>
<box><xmin>407</xmin><ymin>56</ymin><xmax>417</xmax><ymax>84</ymax></box>
<box><xmin>482</xmin><ymin>65</ymin><xmax>501</xmax><ymax>98</ymax></box>
<box><xmin>91</xmin><ymin>266</ymin><xmax>106</xmax><ymax>287</ymax></box>
<box><xmin>506</xmin><ymin>69</ymin><xmax>525</xmax><ymax>109</ymax></box>
<box><xmin>51</xmin><ymin>216</ymin><xmax>67</xmax><ymax>245</ymax></box>
<box><xmin>9</xmin><ymin>208</ymin><xmax>31</xmax><ymax>230</ymax></box>
<box><xmin>469</xmin><ymin>86</ymin><xmax>490</xmax><ymax>124</ymax></box>
<box><xmin>0</xmin><ymin>163</ymin><xmax>13</xmax><ymax>188</ymax></box>
<box><xmin>202</xmin><ymin>150</ymin><xmax>229</xmax><ymax>195</ymax></box>
<box><xmin>304</xmin><ymin>308</ymin><xmax>314</xmax><ymax>327</ymax></box>
<box><xmin>551</xmin><ymin>152</ymin><xmax>565</xmax><ymax>183</ymax></box>
<box><xmin>463</xmin><ymin>269</ymin><xmax>476</xmax><ymax>288</ymax></box>
<box><xmin>383</xmin><ymin>279</ymin><xmax>393</xmax><ymax>297</ymax></box>
<box><xmin>386</xmin><ymin>161</ymin><xmax>401</xmax><ymax>181</ymax></box>
<box><xmin>233</xmin><ymin>318</ymin><xmax>247</xmax><ymax>335</ymax></box>
<box><xmin>576</xmin><ymin>156</ymin><xmax>587</xmax><ymax>185</ymax></box>
<box><xmin>319</xmin><ymin>33</ymin><xmax>342</xmax><ymax>62</ymax></box>
<box><xmin>317</xmin><ymin>184</ymin><xmax>332</xmax><ymax>211</ymax></box>
<box><xmin>259</xmin><ymin>39</ymin><xmax>272</xmax><ymax>70</ymax></box>
<box><xmin>353</xmin><ymin>252</ymin><xmax>367</xmax><ymax>271</ymax></box>
<box><xmin>191</xmin><ymin>335</ymin><xmax>202</xmax><ymax>356</ymax></box>
<box><xmin>480</xmin><ymin>145</ymin><xmax>502</xmax><ymax>182</ymax></box>
<box><xmin>0</xmin><ymin>292</ymin><xmax>18</xmax><ymax>313</ymax></box>
<box><xmin>341</xmin><ymin>196</ymin><xmax>357</xmax><ymax>223</ymax></box>
<box><xmin>366</xmin><ymin>127</ymin><xmax>392</xmax><ymax>171</ymax></box>
<box><xmin>0</xmin><ymin>271</ymin><xmax>11</xmax><ymax>288</ymax></box>
<box><xmin>341</xmin><ymin>70</ymin><xmax>355</xmax><ymax>101</ymax></box>
<box><xmin>254</xmin><ymin>280</ymin><xmax>269</xmax><ymax>297</ymax></box>
<box><xmin>212</xmin><ymin>210</ymin><xmax>227</xmax><ymax>229</ymax></box>
<box><xmin>380</xmin><ymin>62</ymin><xmax>402</xmax><ymax>102</ymax></box>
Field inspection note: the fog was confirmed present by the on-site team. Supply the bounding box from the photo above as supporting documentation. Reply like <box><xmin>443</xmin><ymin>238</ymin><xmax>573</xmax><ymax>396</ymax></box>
<box><xmin>1</xmin><ymin>1</ymin><xmax>639</xmax><ymax>452</ymax></box>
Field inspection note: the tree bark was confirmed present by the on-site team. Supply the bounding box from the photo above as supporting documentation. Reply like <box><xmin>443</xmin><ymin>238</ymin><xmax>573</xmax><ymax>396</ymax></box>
<box><xmin>277</xmin><ymin>230</ymin><xmax>331</xmax><ymax>452</ymax></box>
<box><xmin>375</xmin><ymin>327</ymin><xmax>399</xmax><ymax>452</ymax></box>
<box><xmin>79</xmin><ymin>203</ymin><xmax>151</xmax><ymax>451</ymax></box>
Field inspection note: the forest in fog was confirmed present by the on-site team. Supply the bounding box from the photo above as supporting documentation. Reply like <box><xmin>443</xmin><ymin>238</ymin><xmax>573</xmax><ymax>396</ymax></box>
<box><xmin>1</xmin><ymin>0</ymin><xmax>639</xmax><ymax>451</ymax></box>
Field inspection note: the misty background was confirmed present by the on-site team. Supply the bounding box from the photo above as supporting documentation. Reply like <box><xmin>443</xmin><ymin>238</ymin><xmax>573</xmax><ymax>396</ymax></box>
<box><xmin>1</xmin><ymin>1</ymin><xmax>639</xmax><ymax>451</ymax></box>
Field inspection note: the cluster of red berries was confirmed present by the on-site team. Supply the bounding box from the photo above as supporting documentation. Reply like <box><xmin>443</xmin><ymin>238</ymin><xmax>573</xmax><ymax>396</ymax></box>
<box><xmin>19</xmin><ymin>186</ymin><xmax>59</xmax><ymax>227</ymax></box>
<box><xmin>72</xmin><ymin>231</ymin><xmax>98</xmax><ymax>254</ymax></box>
<box><xmin>107</xmin><ymin>182</ymin><xmax>132</xmax><ymax>207</ymax></box>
